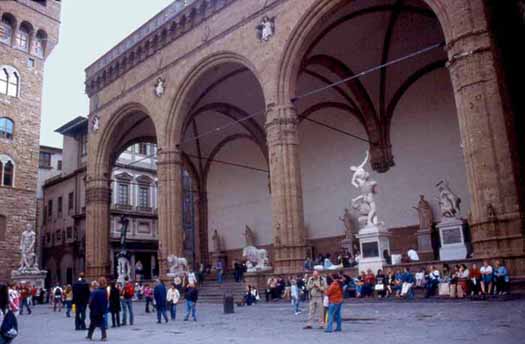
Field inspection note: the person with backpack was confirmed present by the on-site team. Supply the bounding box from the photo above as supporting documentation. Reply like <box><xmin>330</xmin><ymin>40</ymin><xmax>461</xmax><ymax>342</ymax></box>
<box><xmin>53</xmin><ymin>284</ymin><xmax>63</xmax><ymax>312</ymax></box>
<box><xmin>18</xmin><ymin>284</ymin><xmax>31</xmax><ymax>315</ymax></box>
<box><xmin>120</xmin><ymin>277</ymin><xmax>134</xmax><ymax>326</ymax></box>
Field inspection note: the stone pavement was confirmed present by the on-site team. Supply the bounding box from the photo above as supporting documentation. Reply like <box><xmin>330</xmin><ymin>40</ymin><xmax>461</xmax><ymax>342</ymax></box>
<box><xmin>15</xmin><ymin>300</ymin><xmax>525</xmax><ymax>344</ymax></box>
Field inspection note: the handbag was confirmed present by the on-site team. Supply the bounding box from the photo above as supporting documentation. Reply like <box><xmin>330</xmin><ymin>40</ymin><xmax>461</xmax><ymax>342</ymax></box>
<box><xmin>0</xmin><ymin>311</ymin><xmax>18</xmax><ymax>339</ymax></box>
<box><xmin>438</xmin><ymin>282</ymin><xmax>450</xmax><ymax>296</ymax></box>
<box><xmin>374</xmin><ymin>284</ymin><xmax>384</xmax><ymax>291</ymax></box>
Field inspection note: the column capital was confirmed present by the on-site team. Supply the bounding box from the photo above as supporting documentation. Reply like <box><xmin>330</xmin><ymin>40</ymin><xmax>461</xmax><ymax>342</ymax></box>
<box><xmin>265</xmin><ymin>102</ymin><xmax>299</xmax><ymax>146</ymax></box>
<box><xmin>157</xmin><ymin>148</ymin><xmax>182</xmax><ymax>166</ymax></box>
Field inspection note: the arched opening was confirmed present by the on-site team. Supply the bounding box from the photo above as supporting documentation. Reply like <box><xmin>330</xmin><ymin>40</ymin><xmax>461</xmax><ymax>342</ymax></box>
<box><xmin>0</xmin><ymin>117</ymin><xmax>14</xmax><ymax>139</ymax></box>
<box><xmin>34</xmin><ymin>29</ymin><xmax>47</xmax><ymax>57</ymax></box>
<box><xmin>0</xmin><ymin>155</ymin><xmax>14</xmax><ymax>187</ymax></box>
<box><xmin>288</xmin><ymin>0</ymin><xmax>469</xmax><ymax>261</ymax></box>
<box><xmin>175</xmin><ymin>58</ymin><xmax>269</xmax><ymax>267</ymax></box>
<box><xmin>0</xmin><ymin>65</ymin><xmax>20</xmax><ymax>97</ymax></box>
<box><xmin>91</xmin><ymin>106</ymin><xmax>160</xmax><ymax>281</ymax></box>
<box><xmin>0</xmin><ymin>13</ymin><xmax>16</xmax><ymax>45</ymax></box>
<box><xmin>16</xmin><ymin>21</ymin><xmax>33</xmax><ymax>52</ymax></box>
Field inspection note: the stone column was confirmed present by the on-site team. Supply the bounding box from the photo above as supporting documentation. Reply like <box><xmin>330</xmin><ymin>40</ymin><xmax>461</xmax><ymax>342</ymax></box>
<box><xmin>85</xmin><ymin>176</ymin><xmax>111</xmax><ymax>280</ymax></box>
<box><xmin>446</xmin><ymin>10</ymin><xmax>524</xmax><ymax>273</ymax></box>
<box><xmin>157</xmin><ymin>148</ymin><xmax>184</xmax><ymax>280</ymax></box>
<box><xmin>266</xmin><ymin>103</ymin><xmax>306</xmax><ymax>273</ymax></box>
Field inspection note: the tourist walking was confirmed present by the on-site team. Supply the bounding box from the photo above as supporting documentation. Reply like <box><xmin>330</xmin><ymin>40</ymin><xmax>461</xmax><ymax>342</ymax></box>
<box><xmin>325</xmin><ymin>274</ymin><xmax>343</xmax><ymax>333</ymax></box>
<box><xmin>215</xmin><ymin>260</ymin><xmax>224</xmax><ymax>284</ymax></box>
<box><xmin>120</xmin><ymin>277</ymin><xmax>134</xmax><ymax>326</ymax></box>
<box><xmin>1</xmin><ymin>284</ymin><xmax>18</xmax><ymax>344</ymax></box>
<box><xmin>86</xmin><ymin>278</ymin><xmax>108</xmax><ymax>341</ymax></box>
<box><xmin>52</xmin><ymin>284</ymin><xmax>63</xmax><ymax>312</ymax></box>
<box><xmin>167</xmin><ymin>283</ymin><xmax>180</xmax><ymax>320</ymax></box>
<box><xmin>183</xmin><ymin>283</ymin><xmax>198</xmax><ymax>321</ymax></box>
<box><xmin>153</xmin><ymin>280</ymin><xmax>169</xmax><ymax>324</ymax></box>
<box><xmin>64</xmin><ymin>285</ymin><xmax>73</xmax><ymax>317</ymax></box>
<box><xmin>143</xmin><ymin>284</ymin><xmax>154</xmax><ymax>313</ymax></box>
<box><xmin>303</xmin><ymin>271</ymin><xmax>327</xmax><ymax>329</ymax></box>
<box><xmin>72</xmin><ymin>272</ymin><xmax>90</xmax><ymax>330</ymax></box>
<box><xmin>291</xmin><ymin>279</ymin><xmax>301</xmax><ymax>315</ymax></box>
<box><xmin>109</xmin><ymin>282</ymin><xmax>121</xmax><ymax>328</ymax></box>
<box><xmin>18</xmin><ymin>284</ymin><xmax>31</xmax><ymax>315</ymax></box>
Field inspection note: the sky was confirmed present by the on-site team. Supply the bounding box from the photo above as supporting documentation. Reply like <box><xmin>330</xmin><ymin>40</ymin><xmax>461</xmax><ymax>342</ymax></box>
<box><xmin>40</xmin><ymin>0</ymin><xmax>175</xmax><ymax>148</ymax></box>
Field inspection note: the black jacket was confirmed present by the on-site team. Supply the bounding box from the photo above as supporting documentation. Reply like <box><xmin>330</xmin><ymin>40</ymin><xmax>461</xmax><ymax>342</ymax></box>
<box><xmin>72</xmin><ymin>278</ymin><xmax>90</xmax><ymax>306</ymax></box>
<box><xmin>184</xmin><ymin>287</ymin><xmax>198</xmax><ymax>303</ymax></box>
<box><xmin>109</xmin><ymin>286</ymin><xmax>121</xmax><ymax>312</ymax></box>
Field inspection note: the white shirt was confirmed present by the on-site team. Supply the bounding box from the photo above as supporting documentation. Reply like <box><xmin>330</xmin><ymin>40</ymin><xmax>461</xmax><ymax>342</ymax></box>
<box><xmin>167</xmin><ymin>288</ymin><xmax>180</xmax><ymax>304</ymax></box>
<box><xmin>407</xmin><ymin>249</ymin><xmax>420</xmax><ymax>261</ymax></box>
<box><xmin>480</xmin><ymin>266</ymin><xmax>493</xmax><ymax>275</ymax></box>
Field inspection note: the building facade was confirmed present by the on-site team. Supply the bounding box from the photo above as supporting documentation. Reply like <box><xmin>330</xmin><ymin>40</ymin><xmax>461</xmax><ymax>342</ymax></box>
<box><xmin>41</xmin><ymin>117</ymin><xmax>159</xmax><ymax>285</ymax></box>
<box><xmin>0</xmin><ymin>0</ymin><xmax>61</xmax><ymax>283</ymax></box>
<box><xmin>83</xmin><ymin>0</ymin><xmax>524</xmax><ymax>279</ymax></box>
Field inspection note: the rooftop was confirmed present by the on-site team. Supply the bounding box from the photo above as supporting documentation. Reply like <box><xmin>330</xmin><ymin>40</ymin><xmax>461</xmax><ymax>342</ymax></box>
<box><xmin>54</xmin><ymin>116</ymin><xmax>88</xmax><ymax>137</ymax></box>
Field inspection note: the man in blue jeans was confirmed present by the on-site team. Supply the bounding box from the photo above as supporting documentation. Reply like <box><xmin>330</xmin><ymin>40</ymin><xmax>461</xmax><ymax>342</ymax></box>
<box><xmin>121</xmin><ymin>277</ymin><xmax>134</xmax><ymax>326</ymax></box>
<box><xmin>183</xmin><ymin>283</ymin><xmax>198</xmax><ymax>321</ymax></box>
<box><xmin>215</xmin><ymin>261</ymin><xmax>224</xmax><ymax>284</ymax></box>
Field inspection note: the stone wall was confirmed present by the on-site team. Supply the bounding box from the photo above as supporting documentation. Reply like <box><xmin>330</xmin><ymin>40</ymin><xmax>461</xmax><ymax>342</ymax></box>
<box><xmin>0</xmin><ymin>1</ymin><xmax>61</xmax><ymax>282</ymax></box>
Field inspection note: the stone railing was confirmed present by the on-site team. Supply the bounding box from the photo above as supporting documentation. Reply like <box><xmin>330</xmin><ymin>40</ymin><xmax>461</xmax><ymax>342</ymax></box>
<box><xmin>85</xmin><ymin>0</ymin><xmax>236</xmax><ymax>96</ymax></box>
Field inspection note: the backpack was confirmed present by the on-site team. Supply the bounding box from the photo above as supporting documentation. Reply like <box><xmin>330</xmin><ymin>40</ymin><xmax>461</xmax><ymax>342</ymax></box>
<box><xmin>1</xmin><ymin>311</ymin><xmax>18</xmax><ymax>340</ymax></box>
<box><xmin>123</xmin><ymin>284</ymin><xmax>134</xmax><ymax>299</ymax></box>
<box><xmin>54</xmin><ymin>287</ymin><xmax>62</xmax><ymax>297</ymax></box>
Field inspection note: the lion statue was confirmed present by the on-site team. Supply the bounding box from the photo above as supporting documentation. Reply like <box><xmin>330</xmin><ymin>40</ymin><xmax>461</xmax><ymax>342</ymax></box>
<box><xmin>167</xmin><ymin>255</ymin><xmax>188</xmax><ymax>276</ymax></box>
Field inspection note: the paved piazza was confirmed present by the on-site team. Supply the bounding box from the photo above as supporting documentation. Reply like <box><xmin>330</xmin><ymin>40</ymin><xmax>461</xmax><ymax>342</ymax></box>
<box><xmin>16</xmin><ymin>300</ymin><xmax>525</xmax><ymax>344</ymax></box>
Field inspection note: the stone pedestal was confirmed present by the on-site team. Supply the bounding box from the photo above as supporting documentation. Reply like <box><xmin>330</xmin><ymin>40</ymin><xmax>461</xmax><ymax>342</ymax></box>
<box><xmin>340</xmin><ymin>239</ymin><xmax>355</xmax><ymax>256</ymax></box>
<box><xmin>416</xmin><ymin>228</ymin><xmax>434</xmax><ymax>260</ymax></box>
<box><xmin>11</xmin><ymin>269</ymin><xmax>47</xmax><ymax>289</ymax></box>
<box><xmin>356</xmin><ymin>224</ymin><xmax>391</xmax><ymax>273</ymax></box>
<box><xmin>437</xmin><ymin>218</ymin><xmax>467</xmax><ymax>260</ymax></box>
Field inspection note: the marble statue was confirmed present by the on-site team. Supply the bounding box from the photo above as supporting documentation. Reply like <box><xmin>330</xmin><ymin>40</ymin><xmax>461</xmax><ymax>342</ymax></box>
<box><xmin>167</xmin><ymin>255</ymin><xmax>188</xmax><ymax>276</ymax></box>
<box><xmin>339</xmin><ymin>208</ymin><xmax>355</xmax><ymax>240</ymax></box>
<box><xmin>256</xmin><ymin>16</ymin><xmax>275</xmax><ymax>41</ymax></box>
<box><xmin>244</xmin><ymin>225</ymin><xmax>256</xmax><ymax>247</ymax></box>
<box><xmin>154</xmin><ymin>77</ymin><xmax>165</xmax><ymax>97</ymax></box>
<box><xmin>350</xmin><ymin>151</ymin><xmax>379</xmax><ymax>226</ymax></box>
<box><xmin>19</xmin><ymin>224</ymin><xmax>37</xmax><ymax>271</ymax></box>
<box><xmin>242</xmin><ymin>225</ymin><xmax>271</xmax><ymax>272</ymax></box>
<box><xmin>413</xmin><ymin>195</ymin><xmax>433</xmax><ymax>229</ymax></box>
<box><xmin>117</xmin><ymin>254</ymin><xmax>131</xmax><ymax>281</ymax></box>
<box><xmin>436</xmin><ymin>180</ymin><xmax>461</xmax><ymax>218</ymax></box>
<box><xmin>211</xmin><ymin>229</ymin><xmax>221</xmax><ymax>253</ymax></box>
<box><xmin>91</xmin><ymin>114</ymin><xmax>100</xmax><ymax>133</ymax></box>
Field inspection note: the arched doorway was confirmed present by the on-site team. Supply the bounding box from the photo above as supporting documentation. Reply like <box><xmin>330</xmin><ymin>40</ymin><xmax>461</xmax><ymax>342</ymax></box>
<box><xmin>172</xmin><ymin>56</ymin><xmax>269</xmax><ymax>269</ymax></box>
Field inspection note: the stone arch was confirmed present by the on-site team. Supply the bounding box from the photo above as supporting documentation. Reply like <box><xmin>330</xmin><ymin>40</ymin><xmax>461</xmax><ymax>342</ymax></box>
<box><xmin>277</xmin><ymin>0</ymin><xmax>453</xmax><ymax>106</ymax></box>
<box><xmin>165</xmin><ymin>51</ymin><xmax>267</xmax><ymax>150</ymax></box>
<box><xmin>94</xmin><ymin>102</ymin><xmax>157</xmax><ymax>178</ymax></box>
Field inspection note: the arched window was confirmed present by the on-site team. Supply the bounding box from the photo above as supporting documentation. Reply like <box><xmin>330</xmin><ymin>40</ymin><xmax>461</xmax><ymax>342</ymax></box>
<box><xmin>0</xmin><ymin>66</ymin><xmax>20</xmax><ymax>97</ymax></box>
<box><xmin>34</xmin><ymin>30</ymin><xmax>47</xmax><ymax>57</ymax></box>
<box><xmin>0</xmin><ymin>155</ymin><xmax>15</xmax><ymax>187</ymax></box>
<box><xmin>0</xmin><ymin>14</ymin><xmax>15</xmax><ymax>45</ymax></box>
<box><xmin>3</xmin><ymin>161</ymin><xmax>13</xmax><ymax>186</ymax></box>
<box><xmin>16</xmin><ymin>22</ymin><xmax>33</xmax><ymax>51</ymax></box>
<box><xmin>0</xmin><ymin>118</ymin><xmax>14</xmax><ymax>139</ymax></box>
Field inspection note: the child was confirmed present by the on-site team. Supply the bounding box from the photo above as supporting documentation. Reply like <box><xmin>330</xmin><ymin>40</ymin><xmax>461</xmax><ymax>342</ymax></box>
<box><xmin>290</xmin><ymin>279</ymin><xmax>301</xmax><ymax>315</ymax></box>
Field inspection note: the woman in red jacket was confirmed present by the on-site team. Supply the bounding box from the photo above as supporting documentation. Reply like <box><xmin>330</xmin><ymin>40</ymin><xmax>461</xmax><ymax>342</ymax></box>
<box><xmin>325</xmin><ymin>273</ymin><xmax>343</xmax><ymax>333</ymax></box>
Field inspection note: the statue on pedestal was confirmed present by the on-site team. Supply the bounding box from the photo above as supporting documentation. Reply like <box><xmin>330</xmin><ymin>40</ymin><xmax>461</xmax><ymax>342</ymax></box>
<box><xmin>242</xmin><ymin>225</ymin><xmax>271</xmax><ymax>272</ymax></box>
<box><xmin>211</xmin><ymin>229</ymin><xmax>222</xmax><ymax>253</ymax></box>
<box><xmin>19</xmin><ymin>224</ymin><xmax>37</xmax><ymax>271</ymax></box>
<box><xmin>167</xmin><ymin>255</ymin><xmax>188</xmax><ymax>277</ymax></box>
<box><xmin>413</xmin><ymin>195</ymin><xmax>433</xmax><ymax>229</ymax></box>
<box><xmin>350</xmin><ymin>151</ymin><xmax>380</xmax><ymax>226</ymax></box>
<box><xmin>436</xmin><ymin>180</ymin><xmax>461</xmax><ymax>218</ymax></box>
<box><xmin>117</xmin><ymin>216</ymin><xmax>131</xmax><ymax>283</ymax></box>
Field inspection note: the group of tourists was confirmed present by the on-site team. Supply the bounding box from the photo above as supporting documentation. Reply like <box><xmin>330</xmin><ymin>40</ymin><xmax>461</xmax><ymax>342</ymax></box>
<box><xmin>0</xmin><ymin>272</ymin><xmax>200</xmax><ymax>342</ymax></box>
